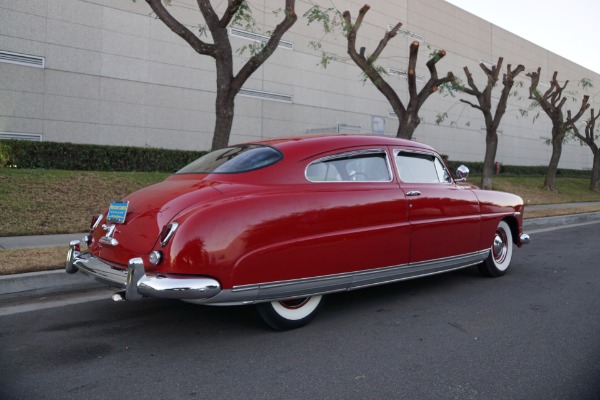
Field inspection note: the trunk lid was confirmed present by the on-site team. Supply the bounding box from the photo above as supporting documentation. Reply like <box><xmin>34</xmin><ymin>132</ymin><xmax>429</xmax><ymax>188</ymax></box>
<box><xmin>94</xmin><ymin>175</ymin><xmax>223</xmax><ymax>254</ymax></box>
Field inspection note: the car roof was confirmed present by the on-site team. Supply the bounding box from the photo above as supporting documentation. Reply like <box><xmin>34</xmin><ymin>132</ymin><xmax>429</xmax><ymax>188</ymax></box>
<box><xmin>248</xmin><ymin>134</ymin><xmax>436</xmax><ymax>160</ymax></box>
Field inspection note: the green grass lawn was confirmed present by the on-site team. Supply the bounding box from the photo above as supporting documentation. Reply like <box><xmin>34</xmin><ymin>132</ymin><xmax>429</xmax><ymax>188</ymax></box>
<box><xmin>0</xmin><ymin>169</ymin><xmax>169</xmax><ymax>236</ymax></box>
<box><xmin>491</xmin><ymin>176</ymin><xmax>600</xmax><ymax>205</ymax></box>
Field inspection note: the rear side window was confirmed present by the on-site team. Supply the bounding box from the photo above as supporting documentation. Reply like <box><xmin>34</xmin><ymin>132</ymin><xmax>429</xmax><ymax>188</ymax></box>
<box><xmin>306</xmin><ymin>149</ymin><xmax>391</xmax><ymax>182</ymax></box>
<box><xmin>177</xmin><ymin>145</ymin><xmax>282</xmax><ymax>174</ymax></box>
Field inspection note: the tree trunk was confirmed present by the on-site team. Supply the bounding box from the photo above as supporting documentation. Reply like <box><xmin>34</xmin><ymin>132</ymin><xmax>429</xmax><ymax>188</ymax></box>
<box><xmin>591</xmin><ymin>149</ymin><xmax>600</xmax><ymax>192</ymax></box>
<box><xmin>212</xmin><ymin>91</ymin><xmax>235</xmax><ymax>150</ymax></box>
<box><xmin>211</xmin><ymin>40</ymin><xmax>235</xmax><ymax>151</ymax></box>
<box><xmin>543</xmin><ymin>127</ymin><xmax>563</xmax><ymax>190</ymax></box>
<box><xmin>397</xmin><ymin>114</ymin><xmax>420</xmax><ymax>140</ymax></box>
<box><xmin>481</xmin><ymin>129</ymin><xmax>498</xmax><ymax>190</ymax></box>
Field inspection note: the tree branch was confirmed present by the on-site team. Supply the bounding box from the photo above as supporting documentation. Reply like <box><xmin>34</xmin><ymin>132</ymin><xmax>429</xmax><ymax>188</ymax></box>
<box><xmin>354</xmin><ymin>4</ymin><xmax>370</xmax><ymax>33</ymax></box>
<box><xmin>407</xmin><ymin>41</ymin><xmax>420</xmax><ymax>100</ymax></box>
<box><xmin>368</xmin><ymin>21</ymin><xmax>402</xmax><ymax>64</ymax></box>
<box><xmin>462</xmin><ymin>66</ymin><xmax>480</xmax><ymax>96</ymax></box>
<box><xmin>234</xmin><ymin>0</ymin><xmax>297</xmax><ymax>91</ymax></box>
<box><xmin>422</xmin><ymin>50</ymin><xmax>454</xmax><ymax>100</ymax></box>
<box><xmin>588</xmin><ymin>109</ymin><xmax>600</xmax><ymax>141</ymax></box>
<box><xmin>460</xmin><ymin>98</ymin><xmax>484</xmax><ymax>112</ymax></box>
<box><xmin>568</xmin><ymin>108</ymin><xmax>597</xmax><ymax>144</ymax></box>
<box><xmin>343</xmin><ymin>6</ymin><xmax>406</xmax><ymax>119</ymax></box>
<box><xmin>146</xmin><ymin>0</ymin><xmax>214</xmax><ymax>55</ymax></box>
<box><xmin>493</xmin><ymin>63</ymin><xmax>525</xmax><ymax>124</ymax></box>
<box><xmin>484</xmin><ymin>57</ymin><xmax>502</xmax><ymax>94</ymax></box>
<box><xmin>567</xmin><ymin>95</ymin><xmax>591</xmax><ymax>123</ymax></box>
<box><xmin>219</xmin><ymin>0</ymin><xmax>245</xmax><ymax>27</ymax></box>
<box><xmin>196</xmin><ymin>0</ymin><xmax>221</xmax><ymax>32</ymax></box>
<box><xmin>424</xmin><ymin>48</ymin><xmax>446</xmax><ymax>77</ymax></box>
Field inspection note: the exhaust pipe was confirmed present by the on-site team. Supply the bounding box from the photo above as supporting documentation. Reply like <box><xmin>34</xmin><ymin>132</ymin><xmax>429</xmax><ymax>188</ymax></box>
<box><xmin>112</xmin><ymin>291</ymin><xmax>126</xmax><ymax>302</ymax></box>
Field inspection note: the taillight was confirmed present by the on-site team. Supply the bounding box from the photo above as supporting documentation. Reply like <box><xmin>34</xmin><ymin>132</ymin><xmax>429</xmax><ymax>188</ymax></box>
<box><xmin>90</xmin><ymin>214</ymin><xmax>103</xmax><ymax>231</ymax></box>
<box><xmin>159</xmin><ymin>222</ymin><xmax>179</xmax><ymax>247</ymax></box>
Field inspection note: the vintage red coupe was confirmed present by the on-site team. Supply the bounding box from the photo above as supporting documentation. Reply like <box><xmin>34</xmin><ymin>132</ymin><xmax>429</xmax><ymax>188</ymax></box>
<box><xmin>66</xmin><ymin>134</ymin><xmax>529</xmax><ymax>330</ymax></box>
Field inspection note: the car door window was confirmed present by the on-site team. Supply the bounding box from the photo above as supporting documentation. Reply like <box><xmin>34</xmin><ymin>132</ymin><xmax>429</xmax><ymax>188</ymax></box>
<box><xmin>395</xmin><ymin>152</ymin><xmax>451</xmax><ymax>183</ymax></box>
<box><xmin>306</xmin><ymin>149</ymin><xmax>391</xmax><ymax>182</ymax></box>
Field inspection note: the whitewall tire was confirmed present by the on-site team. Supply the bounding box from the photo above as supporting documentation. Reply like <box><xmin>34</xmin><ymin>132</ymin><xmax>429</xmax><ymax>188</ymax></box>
<box><xmin>479</xmin><ymin>220</ymin><xmax>513</xmax><ymax>277</ymax></box>
<box><xmin>256</xmin><ymin>295</ymin><xmax>324</xmax><ymax>331</ymax></box>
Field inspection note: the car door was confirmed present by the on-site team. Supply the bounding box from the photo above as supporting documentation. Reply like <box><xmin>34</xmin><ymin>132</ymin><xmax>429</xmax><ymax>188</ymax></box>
<box><xmin>392</xmin><ymin>149</ymin><xmax>481</xmax><ymax>263</ymax></box>
<box><xmin>301</xmin><ymin>148</ymin><xmax>411</xmax><ymax>272</ymax></box>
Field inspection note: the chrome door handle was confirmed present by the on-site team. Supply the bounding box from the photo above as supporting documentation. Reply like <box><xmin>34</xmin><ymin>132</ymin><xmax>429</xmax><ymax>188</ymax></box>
<box><xmin>406</xmin><ymin>191</ymin><xmax>421</xmax><ymax>196</ymax></box>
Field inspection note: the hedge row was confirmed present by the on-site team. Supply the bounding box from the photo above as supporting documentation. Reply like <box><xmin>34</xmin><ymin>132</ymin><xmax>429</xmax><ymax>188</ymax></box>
<box><xmin>0</xmin><ymin>139</ymin><xmax>592</xmax><ymax>178</ymax></box>
<box><xmin>445</xmin><ymin>160</ymin><xmax>592</xmax><ymax>179</ymax></box>
<box><xmin>0</xmin><ymin>140</ymin><xmax>207</xmax><ymax>172</ymax></box>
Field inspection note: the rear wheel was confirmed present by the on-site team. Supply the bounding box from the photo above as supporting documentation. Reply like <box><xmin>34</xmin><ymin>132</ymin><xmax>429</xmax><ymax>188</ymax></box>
<box><xmin>256</xmin><ymin>295</ymin><xmax>324</xmax><ymax>331</ymax></box>
<box><xmin>479</xmin><ymin>220</ymin><xmax>513</xmax><ymax>277</ymax></box>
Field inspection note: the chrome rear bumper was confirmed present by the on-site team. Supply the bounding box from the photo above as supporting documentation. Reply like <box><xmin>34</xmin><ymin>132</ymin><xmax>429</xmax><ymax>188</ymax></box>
<box><xmin>66</xmin><ymin>240</ymin><xmax>221</xmax><ymax>301</ymax></box>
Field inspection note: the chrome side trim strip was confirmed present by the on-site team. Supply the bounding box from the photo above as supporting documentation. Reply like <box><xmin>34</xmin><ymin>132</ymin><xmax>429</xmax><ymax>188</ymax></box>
<box><xmin>68</xmin><ymin>240</ymin><xmax>489</xmax><ymax>306</ymax></box>
<box><xmin>215</xmin><ymin>250</ymin><xmax>489</xmax><ymax>305</ymax></box>
<box><xmin>350</xmin><ymin>250</ymin><xmax>488</xmax><ymax>290</ymax></box>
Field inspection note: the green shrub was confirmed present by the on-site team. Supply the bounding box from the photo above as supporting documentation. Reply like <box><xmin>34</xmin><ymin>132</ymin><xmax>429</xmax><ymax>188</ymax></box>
<box><xmin>446</xmin><ymin>159</ymin><xmax>591</xmax><ymax>179</ymax></box>
<box><xmin>0</xmin><ymin>142</ymin><xmax>9</xmax><ymax>168</ymax></box>
<box><xmin>0</xmin><ymin>140</ymin><xmax>207</xmax><ymax>172</ymax></box>
<box><xmin>1</xmin><ymin>140</ymin><xmax>593</xmax><ymax>178</ymax></box>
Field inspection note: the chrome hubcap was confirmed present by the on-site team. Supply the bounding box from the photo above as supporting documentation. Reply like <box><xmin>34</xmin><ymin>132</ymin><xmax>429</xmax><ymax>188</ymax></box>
<box><xmin>493</xmin><ymin>230</ymin><xmax>508</xmax><ymax>263</ymax></box>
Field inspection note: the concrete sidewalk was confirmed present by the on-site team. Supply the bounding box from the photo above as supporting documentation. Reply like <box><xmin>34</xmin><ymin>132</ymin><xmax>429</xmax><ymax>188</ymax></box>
<box><xmin>0</xmin><ymin>233</ymin><xmax>86</xmax><ymax>250</ymax></box>
<box><xmin>1</xmin><ymin>205</ymin><xmax>600</xmax><ymax>303</ymax></box>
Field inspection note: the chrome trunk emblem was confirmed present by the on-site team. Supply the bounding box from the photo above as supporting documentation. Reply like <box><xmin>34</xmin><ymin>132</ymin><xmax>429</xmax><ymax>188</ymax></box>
<box><xmin>100</xmin><ymin>224</ymin><xmax>119</xmax><ymax>246</ymax></box>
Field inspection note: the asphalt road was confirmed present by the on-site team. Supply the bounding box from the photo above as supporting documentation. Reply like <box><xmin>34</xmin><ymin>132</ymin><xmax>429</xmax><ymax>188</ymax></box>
<box><xmin>1</xmin><ymin>223</ymin><xmax>599</xmax><ymax>400</ymax></box>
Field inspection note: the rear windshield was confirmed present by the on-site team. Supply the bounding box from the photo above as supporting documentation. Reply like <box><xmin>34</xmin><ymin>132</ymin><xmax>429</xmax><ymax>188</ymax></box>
<box><xmin>176</xmin><ymin>144</ymin><xmax>282</xmax><ymax>174</ymax></box>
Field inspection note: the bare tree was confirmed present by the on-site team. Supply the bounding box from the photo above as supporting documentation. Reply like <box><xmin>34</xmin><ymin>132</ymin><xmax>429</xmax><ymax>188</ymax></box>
<box><xmin>460</xmin><ymin>58</ymin><xmax>525</xmax><ymax>189</ymax></box>
<box><xmin>342</xmin><ymin>5</ymin><xmax>454</xmax><ymax>140</ymax></box>
<box><xmin>143</xmin><ymin>0</ymin><xmax>297</xmax><ymax>150</ymax></box>
<box><xmin>527</xmin><ymin>68</ymin><xmax>590</xmax><ymax>190</ymax></box>
<box><xmin>569</xmin><ymin>109</ymin><xmax>600</xmax><ymax>191</ymax></box>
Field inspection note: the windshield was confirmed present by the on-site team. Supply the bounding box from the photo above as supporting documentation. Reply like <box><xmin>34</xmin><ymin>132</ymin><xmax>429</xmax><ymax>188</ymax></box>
<box><xmin>177</xmin><ymin>144</ymin><xmax>282</xmax><ymax>174</ymax></box>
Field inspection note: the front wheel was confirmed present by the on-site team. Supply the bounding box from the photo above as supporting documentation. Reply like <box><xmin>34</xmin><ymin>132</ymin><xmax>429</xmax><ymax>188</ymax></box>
<box><xmin>478</xmin><ymin>220</ymin><xmax>513</xmax><ymax>277</ymax></box>
<box><xmin>256</xmin><ymin>295</ymin><xmax>324</xmax><ymax>331</ymax></box>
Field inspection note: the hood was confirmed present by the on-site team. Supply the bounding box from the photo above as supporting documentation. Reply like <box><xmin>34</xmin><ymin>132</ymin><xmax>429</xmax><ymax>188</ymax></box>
<box><xmin>93</xmin><ymin>176</ymin><xmax>223</xmax><ymax>254</ymax></box>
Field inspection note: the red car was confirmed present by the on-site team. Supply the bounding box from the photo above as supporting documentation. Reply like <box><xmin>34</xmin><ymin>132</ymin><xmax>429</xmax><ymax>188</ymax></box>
<box><xmin>66</xmin><ymin>134</ymin><xmax>530</xmax><ymax>330</ymax></box>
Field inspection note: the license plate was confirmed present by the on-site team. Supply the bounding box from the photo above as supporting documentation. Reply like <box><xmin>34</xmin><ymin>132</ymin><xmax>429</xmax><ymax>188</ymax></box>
<box><xmin>107</xmin><ymin>201</ymin><xmax>129</xmax><ymax>224</ymax></box>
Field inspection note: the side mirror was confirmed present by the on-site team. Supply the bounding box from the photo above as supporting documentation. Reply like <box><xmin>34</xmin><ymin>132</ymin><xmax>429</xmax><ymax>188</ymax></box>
<box><xmin>456</xmin><ymin>165</ymin><xmax>469</xmax><ymax>182</ymax></box>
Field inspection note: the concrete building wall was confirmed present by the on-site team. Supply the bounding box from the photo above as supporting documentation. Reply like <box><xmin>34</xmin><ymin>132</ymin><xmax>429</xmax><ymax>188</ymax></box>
<box><xmin>1</xmin><ymin>0</ymin><xmax>599</xmax><ymax>169</ymax></box>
